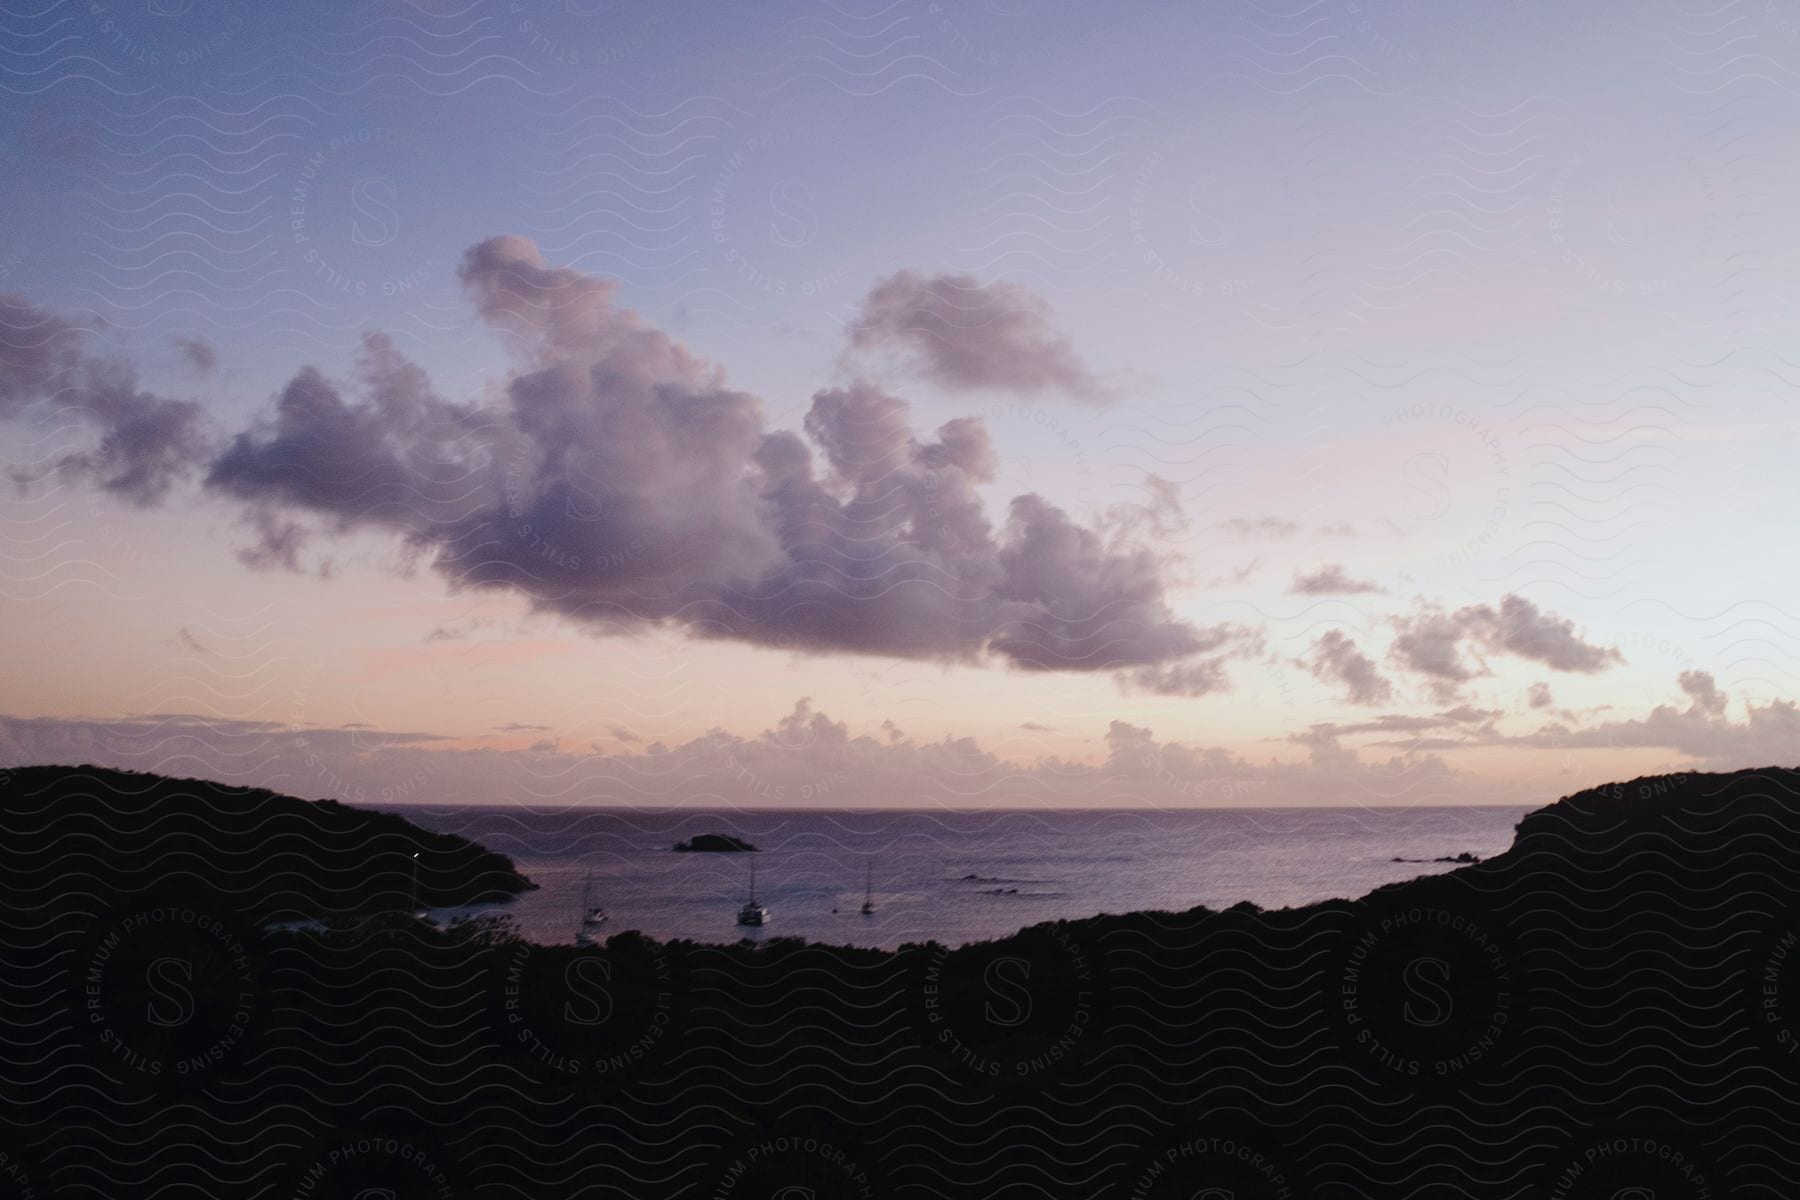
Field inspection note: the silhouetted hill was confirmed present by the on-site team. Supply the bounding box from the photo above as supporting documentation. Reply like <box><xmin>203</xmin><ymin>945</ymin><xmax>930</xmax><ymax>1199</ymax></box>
<box><xmin>0</xmin><ymin>763</ymin><xmax>534</xmax><ymax>923</ymax></box>
<box><xmin>6</xmin><ymin>764</ymin><xmax>1800</xmax><ymax>1197</ymax></box>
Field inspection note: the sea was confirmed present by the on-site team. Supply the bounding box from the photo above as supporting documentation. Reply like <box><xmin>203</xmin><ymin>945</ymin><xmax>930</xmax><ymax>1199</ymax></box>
<box><xmin>384</xmin><ymin>804</ymin><xmax>1533</xmax><ymax>950</ymax></box>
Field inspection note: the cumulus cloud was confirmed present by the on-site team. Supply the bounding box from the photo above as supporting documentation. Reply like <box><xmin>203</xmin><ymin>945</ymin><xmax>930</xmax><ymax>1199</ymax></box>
<box><xmin>1390</xmin><ymin>594</ymin><xmax>1623</xmax><ymax>698</ymax></box>
<box><xmin>1303</xmin><ymin>630</ymin><xmax>1394</xmax><ymax>706</ymax></box>
<box><xmin>5</xmin><ymin>703</ymin><xmax>1462</xmax><ymax>808</ymax></box>
<box><xmin>1528</xmin><ymin>682</ymin><xmax>1553</xmax><ymax>709</ymax></box>
<box><xmin>1389</xmin><ymin>609</ymin><xmax>1482</xmax><ymax>699</ymax></box>
<box><xmin>846</xmin><ymin>269</ymin><xmax>1113</xmax><ymax>405</ymax></box>
<box><xmin>207</xmin><ymin>332</ymin><xmax>502</xmax><ymax>546</ymax></box>
<box><xmin>0</xmin><ymin>294</ymin><xmax>210</xmax><ymax>505</ymax></box>
<box><xmin>204</xmin><ymin>237</ymin><xmax>1245</xmax><ymax>692</ymax></box>
<box><xmin>1483</xmin><ymin>595</ymin><xmax>1623</xmax><ymax>673</ymax></box>
<box><xmin>1290</xmin><ymin>563</ymin><xmax>1382</xmax><ymax>595</ymax></box>
<box><xmin>1504</xmin><ymin>671</ymin><xmax>1799</xmax><ymax>766</ymax></box>
<box><xmin>1678</xmin><ymin>669</ymin><xmax>1727</xmax><ymax>717</ymax></box>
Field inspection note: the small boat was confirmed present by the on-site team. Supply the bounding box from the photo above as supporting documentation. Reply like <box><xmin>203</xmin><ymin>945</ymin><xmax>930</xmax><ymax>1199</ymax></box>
<box><xmin>860</xmin><ymin>858</ymin><xmax>875</xmax><ymax>916</ymax></box>
<box><xmin>410</xmin><ymin>851</ymin><xmax>431</xmax><ymax>921</ymax></box>
<box><xmin>576</xmin><ymin>870</ymin><xmax>608</xmax><ymax>945</ymax></box>
<box><xmin>736</xmin><ymin>857</ymin><xmax>768</xmax><ymax>927</ymax></box>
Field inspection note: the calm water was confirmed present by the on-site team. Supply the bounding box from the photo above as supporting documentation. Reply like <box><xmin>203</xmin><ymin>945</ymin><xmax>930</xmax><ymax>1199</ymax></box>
<box><xmin>386</xmin><ymin>805</ymin><xmax>1532</xmax><ymax>950</ymax></box>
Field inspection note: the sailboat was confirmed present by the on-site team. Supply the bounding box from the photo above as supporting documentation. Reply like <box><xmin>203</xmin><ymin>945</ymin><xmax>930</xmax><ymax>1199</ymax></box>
<box><xmin>410</xmin><ymin>851</ymin><xmax>431</xmax><ymax>922</ymax></box>
<box><xmin>576</xmin><ymin>870</ymin><xmax>608</xmax><ymax>945</ymax></box>
<box><xmin>736</xmin><ymin>857</ymin><xmax>768</xmax><ymax>927</ymax></box>
<box><xmin>860</xmin><ymin>858</ymin><xmax>875</xmax><ymax>916</ymax></box>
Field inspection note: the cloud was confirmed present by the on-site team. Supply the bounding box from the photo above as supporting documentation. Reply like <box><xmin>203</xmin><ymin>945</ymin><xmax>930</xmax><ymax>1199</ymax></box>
<box><xmin>173</xmin><ymin>335</ymin><xmax>218</xmax><ymax>374</ymax></box>
<box><xmin>0</xmin><ymin>294</ymin><xmax>84</xmax><ymax>402</ymax></box>
<box><xmin>1290</xmin><ymin>563</ymin><xmax>1382</xmax><ymax>595</ymax></box>
<box><xmin>1217</xmin><ymin>518</ymin><xmax>1356</xmax><ymax>540</ymax></box>
<box><xmin>1389</xmin><ymin>609</ymin><xmax>1481</xmax><ymax>699</ymax></box>
<box><xmin>1390</xmin><ymin>594</ymin><xmax>1623</xmax><ymax>698</ymax></box>
<box><xmin>1122</xmin><ymin>623</ymin><xmax>1263</xmax><ymax>697</ymax></box>
<box><xmin>1501</xmin><ymin>672</ymin><xmax>1799</xmax><ymax>766</ymax></box>
<box><xmin>1678</xmin><ymin>669</ymin><xmax>1727</xmax><ymax>716</ymax></box>
<box><xmin>1528</xmin><ymin>682</ymin><xmax>1553</xmax><ymax>709</ymax></box>
<box><xmin>1303</xmin><ymin>630</ymin><xmax>1394</xmax><ymax>706</ymax></box>
<box><xmin>846</xmin><ymin>269</ymin><xmax>1113</xmax><ymax>404</ymax></box>
<box><xmin>170</xmin><ymin>627</ymin><xmax>213</xmax><ymax>656</ymax></box>
<box><xmin>0</xmin><ymin>294</ymin><xmax>211</xmax><ymax>505</ymax></box>
<box><xmin>1482</xmin><ymin>595</ymin><xmax>1623</xmax><ymax>673</ymax></box>
<box><xmin>0</xmin><ymin>701</ymin><xmax>1478</xmax><ymax>809</ymax></box>
<box><xmin>1219</xmin><ymin>516</ymin><xmax>1301</xmax><ymax>538</ymax></box>
<box><xmin>1301</xmin><ymin>706</ymin><xmax>1498</xmax><ymax>743</ymax></box>
<box><xmin>206</xmin><ymin>332</ymin><xmax>501</xmax><ymax>545</ymax></box>
<box><xmin>203</xmin><ymin>237</ymin><xmax>1244</xmax><ymax>691</ymax></box>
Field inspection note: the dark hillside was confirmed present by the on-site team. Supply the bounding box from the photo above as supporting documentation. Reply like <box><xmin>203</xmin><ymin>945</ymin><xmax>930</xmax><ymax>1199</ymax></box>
<box><xmin>5</xmin><ymin>764</ymin><xmax>1800</xmax><ymax>1197</ymax></box>
<box><xmin>0</xmin><ymin>764</ymin><xmax>534</xmax><ymax>922</ymax></box>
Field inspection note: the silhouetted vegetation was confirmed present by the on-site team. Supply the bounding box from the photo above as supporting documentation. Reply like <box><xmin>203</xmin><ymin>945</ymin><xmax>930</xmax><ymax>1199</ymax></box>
<box><xmin>6</xmin><ymin>763</ymin><xmax>1800</xmax><ymax>1196</ymax></box>
<box><xmin>0</xmin><ymin>764</ymin><xmax>534</xmax><ymax>923</ymax></box>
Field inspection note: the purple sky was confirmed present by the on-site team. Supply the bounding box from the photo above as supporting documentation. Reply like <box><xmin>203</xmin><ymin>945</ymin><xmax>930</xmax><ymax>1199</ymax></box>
<box><xmin>1</xmin><ymin>0</ymin><xmax>1797</xmax><ymax>807</ymax></box>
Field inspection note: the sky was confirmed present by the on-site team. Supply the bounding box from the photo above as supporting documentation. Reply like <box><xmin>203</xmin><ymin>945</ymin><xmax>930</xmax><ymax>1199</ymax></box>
<box><xmin>1</xmin><ymin>0</ymin><xmax>1797</xmax><ymax>808</ymax></box>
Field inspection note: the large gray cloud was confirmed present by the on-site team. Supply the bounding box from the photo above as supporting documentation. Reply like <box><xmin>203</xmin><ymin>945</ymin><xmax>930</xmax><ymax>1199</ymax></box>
<box><xmin>0</xmin><ymin>294</ymin><xmax>210</xmax><ymax>505</ymax></box>
<box><xmin>207</xmin><ymin>333</ymin><xmax>507</xmax><ymax>560</ymax></box>
<box><xmin>206</xmin><ymin>236</ymin><xmax>1242</xmax><ymax>690</ymax></box>
<box><xmin>846</xmin><ymin>269</ymin><xmax>1113</xmax><ymax>405</ymax></box>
